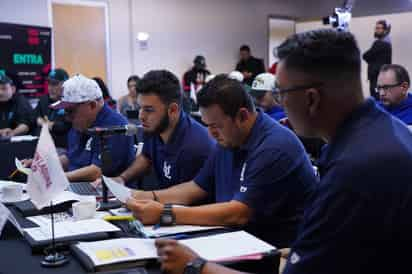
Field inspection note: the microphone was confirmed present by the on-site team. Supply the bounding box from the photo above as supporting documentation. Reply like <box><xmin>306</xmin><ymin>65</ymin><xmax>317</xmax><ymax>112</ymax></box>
<box><xmin>87</xmin><ymin>124</ymin><xmax>143</xmax><ymax>137</ymax></box>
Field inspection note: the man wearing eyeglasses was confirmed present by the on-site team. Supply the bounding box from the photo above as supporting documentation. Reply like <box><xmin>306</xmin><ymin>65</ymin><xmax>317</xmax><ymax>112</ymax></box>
<box><xmin>152</xmin><ymin>29</ymin><xmax>412</xmax><ymax>274</ymax></box>
<box><xmin>377</xmin><ymin>64</ymin><xmax>412</xmax><ymax>125</ymax></box>
<box><xmin>48</xmin><ymin>74</ymin><xmax>135</xmax><ymax>182</ymax></box>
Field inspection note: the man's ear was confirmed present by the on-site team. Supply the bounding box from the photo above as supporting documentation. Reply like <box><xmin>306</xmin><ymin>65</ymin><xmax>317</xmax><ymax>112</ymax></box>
<box><xmin>168</xmin><ymin>102</ymin><xmax>179</xmax><ymax>116</ymax></box>
<box><xmin>401</xmin><ymin>82</ymin><xmax>410</xmax><ymax>95</ymax></box>
<box><xmin>238</xmin><ymin>108</ymin><xmax>249</xmax><ymax>122</ymax></box>
<box><xmin>305</xmin><ymin>88</ymin><xmax>321</xmax><ymax>117</ymax></box>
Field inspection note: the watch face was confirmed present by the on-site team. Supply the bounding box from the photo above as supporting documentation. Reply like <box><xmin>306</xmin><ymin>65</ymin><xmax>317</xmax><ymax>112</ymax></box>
<box><xmin>162</xmin><ymin>215</ymin><xmax>172</xmax><ymax>224</ymax></box>
<box><xmin>184</xmin><ymin>258</ymin><xmax>206</xmax><ymax>274</ymax></box>
<box><xmin>184</xmin><ymin>266</ymin><xmax>199</xmax><ymax>274</ymax></box>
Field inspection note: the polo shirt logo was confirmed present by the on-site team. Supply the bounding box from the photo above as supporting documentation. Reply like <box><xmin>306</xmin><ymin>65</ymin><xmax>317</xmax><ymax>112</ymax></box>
<box><xmin>290</xmin><ymin>252</ymin><xmax>300</xmax><ymax>264</ymax></box>
<box><xmin>163</xmin><ymin>161</ymin><xmax>172</xmax><ymax>180</ymax></box>
<box><xmin>85</xmin><ymin>137</ymin><xmax>93</xmax><ymax>151</ymax></box>
<box><xmin>240</xmin><ymin>163</ymin><xmax>247</xmax><ymax>181</ymax></box>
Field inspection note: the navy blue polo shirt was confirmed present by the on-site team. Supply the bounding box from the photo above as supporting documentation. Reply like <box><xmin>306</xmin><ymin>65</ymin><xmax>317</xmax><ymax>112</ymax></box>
<box><xmin>284</xmin><ymin>99</ymin><xmax>412</xmax><ymax>274</ymax></box>
<box><xmin>194</xmin><ymin>110</ymin><xmax>316</xmax><ymax>248</ymax></box>
<box><xmin>266</xmin><ymin>105</ymin><xmax>286</xmax><ymax>121</ymax></box>
<box><xmin>378</xmin><ymin>93</ymin><xmax>412</xmax><ymax>125</ymax></box>
<box><xmin>67</xmin><ymin>104</ymin><xmax>135</xmax><ymax>179</ymax></box>
<box><xmin>142</xmin><ymin>111</ymin><xmax>214</xmax><ymax>189</ymax></box>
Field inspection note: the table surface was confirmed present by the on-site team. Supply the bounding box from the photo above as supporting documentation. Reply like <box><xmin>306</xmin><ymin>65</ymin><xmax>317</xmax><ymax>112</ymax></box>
<box><xmin>1</xmin><ymin>204</ymin><xmax>279</xmax><ymax>274</ymax></box>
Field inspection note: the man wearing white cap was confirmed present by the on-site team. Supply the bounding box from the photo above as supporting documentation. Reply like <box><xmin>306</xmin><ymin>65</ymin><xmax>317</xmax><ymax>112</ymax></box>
<box><xmin>250</xmin><ymin>73</ymin><xmax>286</xmax><ymax>121</ymax></box>
<box><xmin>50</xmin><ymin>74</ymin><xmax>135</xmax><ymax>182</ymax></box>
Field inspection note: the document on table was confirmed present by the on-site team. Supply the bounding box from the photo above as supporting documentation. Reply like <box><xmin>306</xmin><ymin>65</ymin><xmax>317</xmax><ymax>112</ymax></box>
<box><xmin>143</xmin><ymin>225</ymin><xmax>223</xmax><ymax>237</ymax></box>
<box><xmin>73</xmin><ymin>230</ymin><xmax>275</xmax><ymax>267</ymax></box>
<box><xmin>0</xmin><ymin>180</ymin><xmax>26</xmax><ymax>192</ymax></box>
<box><xmin>11</xmin><ymin>135</ymin><xmax>38</xmax><ymax>142</ymax></box>
<box><xmin>23</xmin><ymin>219</ymin><xmax>120</xmax><ymax>241</ymax></box>
<box><xmin>75</xmin><ymin>238</ymin><xmax>157</xmax><ymax>266</ymax></box>
<box><xmin>180</xmin><ymin>231</ymin><xmax>276</xmax><ymax>261</ymax></box>
<box><xmin>102</xmin><ymin>176</ymin><xmax>132</xmax><ymax>203</ymax></box>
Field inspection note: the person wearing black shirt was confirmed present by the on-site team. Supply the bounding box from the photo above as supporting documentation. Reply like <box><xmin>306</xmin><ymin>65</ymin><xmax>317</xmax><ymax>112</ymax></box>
<box><xmin>182</xmin><ymin>55</ymin><xmax>210</xmax><ymax>94</ymax></box>
<box><xmin>363</xmin><ymin>20</ymin><xmax>392</xmax><ymax>99</ymax></box>
<box><xmin>235</xmin><ymin>45</ymin><xmax>265</xmax><ymax>86</ymax></box>
<box><xmin>0</xmin><ymin>75</ymin><xmax>34</xmax><ymax>137</ymax></box>
<box><xmin>34</xmin><ymin>68</ymin><xmax>71</xmax><ymax>149</ymax></box>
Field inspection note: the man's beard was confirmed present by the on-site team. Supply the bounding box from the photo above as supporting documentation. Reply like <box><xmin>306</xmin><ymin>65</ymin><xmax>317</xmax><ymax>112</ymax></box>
<box><xmin>146</xmin><ymin>112</ymin><xmax>170</xmax><ymax>136</ymax></box>
<box><xmin>374</xmin><ymin>32</ymin><xmax>384</xmax><ymax>39</ymax></box>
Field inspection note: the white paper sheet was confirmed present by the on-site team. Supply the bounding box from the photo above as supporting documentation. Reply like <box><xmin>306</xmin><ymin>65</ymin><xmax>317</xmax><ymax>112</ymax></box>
<box><xmin>0</xmin><ymin>180</ymin><xmax>26</xmax><ymax>192</ymax></box>
<box><xmin>143</xmin><ymin>225</ymin><xmax>223</xmax><ymax>237</ymax></box>
<box><xmin>102</xmin><ymin>176</ymin><xmax>131</xmax><ymax>203</ymax></box>
<box><xmin>76</xmin><ymin>238</ymin><xmax>156</xmax><ymax>266</ymax></box>
<box><xmin>180</xmin><ymin>231</ymin><xmax>276</xmax><ymax>261</ymax></box>
<box><xmin>14</xmin><ymin>158</ymin><xmax>31</xmax><ymax>175</ymax></box>
<box><xmin>10</xmin><ymin>135</ymin><xmax>38</xmax><ymax>142</ymax></box>
<box><xmin>73</xmin><ymin>231</ymin><xmax>275</xmax><ymax>266</ymax></box>
<box><xmin>23</xmin><ymin>219</ymin><xmax>120</xmax><ymax>241</ymax></box>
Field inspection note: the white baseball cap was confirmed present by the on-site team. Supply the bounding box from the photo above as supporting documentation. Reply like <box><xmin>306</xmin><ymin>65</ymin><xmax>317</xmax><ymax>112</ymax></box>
<box><xmin>50</xmin><ymin>74</ymin><xmax>103</xmax><ymax>109</ymax></box>
<box><xmin>228</xmin><ymin>71</ymin><xmax>244</xmax><ymax>82</ymax></box>
<box><xmin>251</xmin><ymin>73</ymin><xmax>276</xmax><ymax>92</ymax></box>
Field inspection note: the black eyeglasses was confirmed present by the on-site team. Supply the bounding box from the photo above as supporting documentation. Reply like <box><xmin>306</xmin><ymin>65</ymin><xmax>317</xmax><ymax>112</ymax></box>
<box><xmin>272</xmin><ymin>83</ymin><xmax>322</xmax><ymax>95</ymax></box>
<box><xmin>375</xmin><ymin>83</ymin><xmax>402</xmax><ymax>93</ymax></box>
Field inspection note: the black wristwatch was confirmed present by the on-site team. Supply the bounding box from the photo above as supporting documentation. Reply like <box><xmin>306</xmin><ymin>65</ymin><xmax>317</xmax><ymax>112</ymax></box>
<box><xmin>183</xmin><ymin>257</ymin><xmax>207</xmax><ymax>274</ymax></box>
<box><xmin>159</xmin><ymin>204</ymin><xmax>175</xmax><ymax>226</ymax></box>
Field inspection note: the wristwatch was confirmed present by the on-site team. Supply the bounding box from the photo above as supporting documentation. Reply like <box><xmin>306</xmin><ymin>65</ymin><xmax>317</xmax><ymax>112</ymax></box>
<box><xmin>183</xmin><ymin>257</ymin><xmax>207</xmax><ymax>274</ymax></box>
<box><xmin>159</xmin><ymin>204</ymin><xmax>175</xmax><ymax>226</ymax></box>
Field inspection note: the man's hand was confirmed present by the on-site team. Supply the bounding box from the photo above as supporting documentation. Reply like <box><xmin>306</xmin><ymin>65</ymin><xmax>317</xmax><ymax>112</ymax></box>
<box><xmin>21</xmin><ymin>158</ymin><xmax>33</xmax><ymax>168</ymax></box>
<box><xmin>0</xmin><ymin>128</ymin><xmax>13</xmax><ymax>137</ymax></box>
<box><xmin>91</xmin><ymin>176</ymin><xmax>124</xmax><ymax>189</ymax></box>
<box><xmin>155</xmin><ymin>239</ymin><xmax>200</xmax><ymax>274</ymax></box>
<box><xmin>126</xmin><ymin>198</ymin><xmax>163</xmax><ymax>224</ymax></box>
<box><xmin>37</xmin><ymin>117</ymin><xmax>46</xmax><ymax>127</ymax></box>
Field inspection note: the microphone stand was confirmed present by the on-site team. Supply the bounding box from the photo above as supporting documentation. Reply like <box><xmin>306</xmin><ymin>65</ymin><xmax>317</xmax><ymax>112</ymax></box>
<box><xmin>41</xmin><ymin>201</ymin><xmax>69</xmax><ymax>267</ymax></box>
<box><xmin>98</xmin><ymin>135</ymin><xmax>122</xmax><ymax>210</ymax></box>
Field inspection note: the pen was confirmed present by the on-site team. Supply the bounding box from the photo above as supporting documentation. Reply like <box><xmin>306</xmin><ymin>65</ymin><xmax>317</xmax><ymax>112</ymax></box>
<box><xmin>103</xmin><ymin>215</ymin><xmax>135</xmax><ymax>221</ymax></box>
<box><xmin>8</xmin><ymin>169</ymin><xmax>19</xmax><ymax>179</ymax></box>
<box><xmin>167</xmin><ymin>234</ymin><xmax>190</xmax><ymax>240</ymax></box>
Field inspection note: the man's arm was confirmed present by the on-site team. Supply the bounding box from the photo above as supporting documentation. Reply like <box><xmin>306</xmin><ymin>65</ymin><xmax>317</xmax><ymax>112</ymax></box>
<box><xmin>118</xmin><ymin>154</ymin><xmax>151</xmax><ymax>183</ymax></box>
<box><xmin>127</xmin><ymin>195</ymin><xmax>252</xmax><ymax>226</ymax></box>
<box><xmin>11</xmin><ymin>124</ymin><xmax>29</xmax><ymax>136</ymax></box>
<box><xmin>132</xmin><ymin>181</ymin><xmax>208</xmax><ymax>205</ymax></box>
<box><xmin>66</xmin><ymin>164</ymin><xmax>102</xmax><ymax>182</ymax></box>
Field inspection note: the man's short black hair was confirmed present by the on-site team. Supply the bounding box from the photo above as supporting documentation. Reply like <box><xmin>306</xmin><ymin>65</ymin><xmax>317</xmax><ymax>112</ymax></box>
<box><xmin>139</xmin><ymin>70</ymin><xmax>182</xmax><ymax>106</ymax></box>
<box><xmin>276</xmin><ymin>29</ymin><xmax>361</xmax><ymax>81</ymax></box>
<box><xmin>240</xmin><ymin>45</ymin><xmax>251</xmax><ymax>52</ymax></box>
<box><xmin>380</xmin><ymin>64</ymin><xmax>410</xmax><ymax>86</ymax></box>
<box><xmin>197</xmin><ymin>74</ymin><xmax>255</xmax><ymax>118</ymax></box>
<box><xmin>0</xmin><ymin>74</ymin><xmax>12</xmax><ymax>85</ymax></box>
<box><xmin>127</xmin><ymin>75</ymin><xmax>140</xmax><ymax>84</ymax></box>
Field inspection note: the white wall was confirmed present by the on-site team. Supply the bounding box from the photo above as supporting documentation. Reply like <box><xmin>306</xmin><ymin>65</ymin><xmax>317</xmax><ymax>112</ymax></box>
<box><xmin>130</xmin><ymin>0</ymin><xmax>300</xmax><ymax>82</ymax></box>
<box><xmin>0</xmin><ymin>0</ymin><xmax>303</xmax><ymax>98</ymax></box>
<box><xmin>268</xmin><ymin>18</ymin><xmax>295</xmax><ymax>67</ymax></box>
<box><xmin>297</xmin><ymin>12</ymin><xmax>412</xmax><ymax>98</ymax></box>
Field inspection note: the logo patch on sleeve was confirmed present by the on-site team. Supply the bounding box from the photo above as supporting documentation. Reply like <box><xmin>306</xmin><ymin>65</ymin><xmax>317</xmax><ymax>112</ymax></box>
<box><xmin>290</xmin><ymin>252</ymin><xmax>300</xmax><ymax>264</ymax></box>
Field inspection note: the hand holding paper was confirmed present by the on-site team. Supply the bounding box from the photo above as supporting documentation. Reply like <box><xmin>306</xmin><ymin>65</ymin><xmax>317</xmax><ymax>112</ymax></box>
<box><xmin>102</xmin><ymin>176</ymin><xmax>132</xmax><ymax>203</ymax></box>
<box><xmin>15</xmin><ymin>158</ymin><xmax>31</xmax><ymax>175</ymax></box>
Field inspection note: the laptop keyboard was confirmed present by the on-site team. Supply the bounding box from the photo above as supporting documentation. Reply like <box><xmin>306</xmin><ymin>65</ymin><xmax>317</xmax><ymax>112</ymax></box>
<box><xmin>68</xmin><ymin>182</ymin><xmax>100</xmax><ymax>196</ymax></box>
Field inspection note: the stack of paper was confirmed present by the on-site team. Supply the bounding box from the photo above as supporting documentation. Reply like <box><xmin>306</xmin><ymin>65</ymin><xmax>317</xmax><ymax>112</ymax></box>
<box><xmin>73</xmin><ymin>230</ymin><xmax>276</xmax><ymax>268</ymax></box>
<box><xmin>24</xmin><ymin>219</ymin><xmax>120</xmax><ymax>241</ymax></box>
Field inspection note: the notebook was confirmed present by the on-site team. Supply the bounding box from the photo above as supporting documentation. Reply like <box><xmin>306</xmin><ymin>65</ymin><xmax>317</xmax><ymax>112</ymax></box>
<box><xmin>72</xmin><ymin>231</ymin><xmax>276</xmax><ymax>272</ymax></box>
